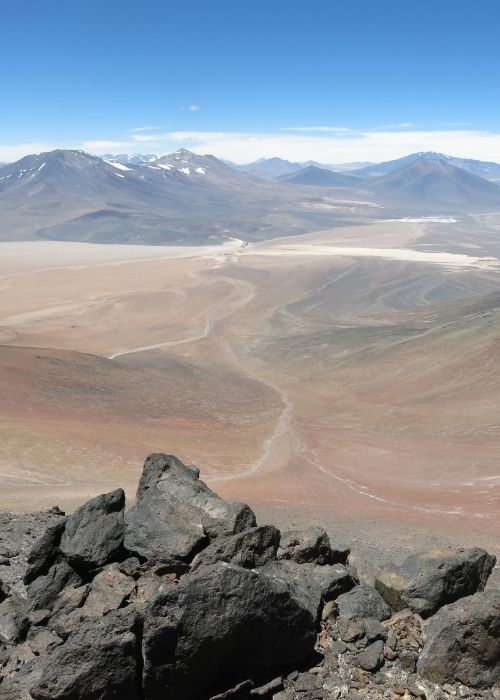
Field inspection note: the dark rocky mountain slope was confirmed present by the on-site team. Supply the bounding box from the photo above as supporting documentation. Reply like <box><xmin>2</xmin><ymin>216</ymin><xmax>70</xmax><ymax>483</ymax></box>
<box><xmin>277</xmin><ymin>165</ymin><xmax>362</xmax><ymax>188</ymax></box>
<box><xmin>0</xmin><ymin>149</ymin><xmax>340</xmax><ymax>245</ymax></box>
<box><xmin>356</xmin><ymin>151</ymin><xmax>500</xmax><ymax>183</ymax></box>
<box><xmin>367</xmin><ymin>157</ymin><xmax>500</xmax><ymax>210</ymax></box>
<box><xmin>238</xmin><ymin>157</ymin><xmax>305</xmax><ymax>180</ymax></box>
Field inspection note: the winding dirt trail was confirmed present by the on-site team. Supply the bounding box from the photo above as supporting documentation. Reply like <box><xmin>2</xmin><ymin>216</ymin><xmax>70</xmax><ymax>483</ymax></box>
<box><xmin>108</xmin><ymin>315</ymin><xmax>216</xmax><ymax>359</ymax></box>
<box><xmin>199</xmin><ymin>269</ymin><xmax>490</xmax><ymax>518</ymax></box>
<box><xmin>107</xmin><ymin>255</ymin><xmax>256</xmax><ymax>360</ymax></box>
<box><xmin>207</xmin><ymin>333</ymin><xmax>474</xmax><ymax>516</ymax></box>
<box><xmin>104</xmin><ymin>255</ymin><xmax>492</xmax><ymax>518</ymax></box>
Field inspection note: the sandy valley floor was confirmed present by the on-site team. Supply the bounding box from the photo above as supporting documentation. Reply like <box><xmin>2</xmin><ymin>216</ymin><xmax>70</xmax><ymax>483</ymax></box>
<box><xmin>1</xmin><ymin>214</ymin><xmax>499</xmax><ymax>567</ymax></box>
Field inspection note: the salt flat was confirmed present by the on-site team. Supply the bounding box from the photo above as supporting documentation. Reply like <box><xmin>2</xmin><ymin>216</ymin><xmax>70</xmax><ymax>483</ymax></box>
<box><xmin>244</xmin><ymin>242</ymin><xmax>498</xmax><ymax>268</ymax></box>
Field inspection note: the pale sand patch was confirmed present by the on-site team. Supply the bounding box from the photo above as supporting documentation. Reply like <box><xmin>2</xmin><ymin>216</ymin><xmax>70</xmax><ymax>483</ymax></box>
<box><xmin>0</xmin><ymin>238</ymin><xmax>245</xmax><ymax>277</ymax></box>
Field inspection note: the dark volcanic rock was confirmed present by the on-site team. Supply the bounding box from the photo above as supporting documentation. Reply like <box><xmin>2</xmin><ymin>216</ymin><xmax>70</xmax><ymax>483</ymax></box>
<box><xmin>0</xmin><ymin>576</ymin><xmax>7</xmax><ymax>603</ymax></box>
<box><xmin>417</xmin><ymin>589</ymin><xmax>500</xmax><ymax>688</ymax></box>
<box><xmin>136</xmin><ymin>452</ymin><xmax>199</xmax><ymax>498</ymax></box>
<box><xmin>262</xmin><ymin>560</ymin><xmax>355</xmax><ymax>622</ymax></box>
<box><xmin>304</xmin><ymin>563</ymin><xmax>356</xmax><ymax>602</ymax></box>
<box><xmin>142</xmin><ymin>562</ymin><xmax>317</xmax><ymax>700</ymax></box>
<box><xmin>261</xmin><ymin>560</ymin><xmax>323</xmax><ymax>621</ymax></box>
<box><xmin>290</xmin><ymin>562</ymin><xmax>355</xmax><ymax>603</ymax></box>
<box><xmin>362</xmin><ymin>617</ymin><xmax>387</xmax><ymax>643</ymax></box>
<box><xmin>1</xmin><ymin>453</ymin><xmax>498</xmax><ymax>700</ymax></box>
<box><xmin>0</xmin><ymin>590</ymin><xmax>28</xmax><ymax>644</ymax></box>
<box><xmin>278</xmin><ymin>526</ymin><xmax>335</xmax><ymax>565</ymax></box>
<box><xmin>30</xmin><ymin>608</ymin><xmax>141</xmax><ymax>700</ymax></box>
<box><xmin>0</xmin><ymin>660</ymin><xmax>43</xmax><ymax>700</ymax></box>
<box><xmin>82</xmin><ymin>565</ymin><xmax>135</xmax><ymax>616</ymax></box>
<box><xmin>51</xmin><ymin>584</ymin><xmax>89</xmax><ymax>619</ymax></box>
<box><xmin>336</xmin><ymin>617</ymin><xmax>364</xmax><ymax>642</ymax></box>
<box><xmin>357</xmin><ymin>639</ymin><xmax>384</xmax><ymax>672</ymax></box>
<box><xmin>125</xmin><ymin>454</ymin><xmax>256</xmax><ymax>568</ymax></box>
<box><xmin>190</xmin><ymin>525</ymin><xmax>279</xmax><ymax>571</ymax></box>
<box><xmin>375</xmin><ymin>547</ymin><xmax>496</xmax><ymax>617</ymax></box>
<box><xmin>60</xmin><ymin>489</ymin><xmax>125</xmax><ymax>571</ymax></box>
<box><xmin>0</xmin><ymin>510</ymin><xmax>66</xmax><ymax>597</ymax></box>
<box><xmin>24</xmin><ymin>520</ymin><xmax>67</xmax><ymax>585</ymax></box>
<box><xmin>27</xmin><ymin>560</ymin><xmax>82</xmax><ymax>612</ymax></box>
<box><xmin>336</xmin><ymin>584</ymin><xmax>392</xmax><ymax>621</ymax></box>
<box><xmin>26</xmin><ymin>628</ymin><xmax>63</xmax><ymax>656</ymax></box>
<box><xmin>292</xmin><ymin>672</ymin><xmax>323</xmax><ymax>693</ymax></box>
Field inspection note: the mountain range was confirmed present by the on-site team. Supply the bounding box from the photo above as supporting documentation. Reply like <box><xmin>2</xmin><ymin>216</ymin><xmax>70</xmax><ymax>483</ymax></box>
<box><xmin>368</xmin><ymin>157</ymin><xmax>500</xmax><ymax>207</ymax></box>
<box><xmin>238</xmin><ymin>151</ymin><xmax>500</xmax><ymax>183</ymax></box>
<box><xmin>237</xmin><ymin>158</ymin><xmax>373</xmax><ymax>178</ymax></box>
<box><xmin>235</xmin><ymin>156</ymin><xmax>304</xmax><ymax>179</ymax></box>
<box><xmin>0</xmin><ymin>149</ymin><xmax>329</xmax><ymax>244</ymax></box>
<box><xmin>355</xmin><ymin>151</ymin><xmax>500</xmax><ymax>182</ymax></box>
<box><xmin>277</xmin><ymin>164</ymin><xmax>362</xmax><ymax>188</ymax></box>
<box><xmin>1</xmin><ymin>149</ymin><xmax>500</xmax><ymax>244</ymax></box>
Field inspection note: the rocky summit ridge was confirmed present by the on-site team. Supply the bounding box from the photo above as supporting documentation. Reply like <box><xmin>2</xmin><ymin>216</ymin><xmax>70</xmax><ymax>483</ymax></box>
<box><xmin>0</xmin><ymin>454</ymin><xmax>498</xmax><ymax>699</ymax></box>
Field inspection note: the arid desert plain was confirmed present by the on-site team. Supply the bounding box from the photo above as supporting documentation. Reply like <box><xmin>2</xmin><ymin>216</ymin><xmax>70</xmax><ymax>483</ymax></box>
<box><xmin>1</xmin><ymin>214</ymin><xmax>500</xmax><ymax>570</ymax></box>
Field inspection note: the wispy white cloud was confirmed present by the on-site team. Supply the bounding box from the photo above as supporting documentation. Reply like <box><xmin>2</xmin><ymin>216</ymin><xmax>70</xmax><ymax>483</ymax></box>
<box><xmin>188</xmin><ymin>104</ymin><xmax>200</xmax><ymax>112</ymax></box>
<box><xmin>3</xmin><ymin>128</ymin><xmax>500</xmax><ymax>165</ymax></box>
<box><xmin>140</xmin><ymin>128</ymin><xmax>500</xmax><ymax>164</ymax></box>
<box><xmin>129</xmin><ymin>126</ymin><xmax>157</xmax><ymax>133</ymax></box>
<box><xmin>369</xmin><ymin>122</ymin><xmax>415</xmax><ymax>130</ymax></box>
<box><xmin>128</xmin><ymin>132</ymin><xmax>173</xmax><ymax>143</ymax></box>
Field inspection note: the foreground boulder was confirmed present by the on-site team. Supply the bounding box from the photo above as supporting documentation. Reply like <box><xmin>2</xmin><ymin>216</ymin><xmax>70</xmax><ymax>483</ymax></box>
<box><xmin>417</xmin><ymin>589</ymin><xmax>500</xmax><ymax>688</ymax></box>
<box><xmin>30</xmin><ymin>608</ymin><xmax>141</xmax><ymax>700</ymax></box>
<box><xmin>261</xmin><ymin>559</ymin><xmax>356</xmax><ymax>623</ymax></box>
<box><xmin>142</xmin><ymin>562</ymin><xmax>317</xmax><ymax>700</ymax></box>
<box><xmin>189</xmin><ymin>525</ymin><xmax>279</xmax><ymax>571</ymax></box>
<box><xmin>27</xmin><ymin>560</ymin><xmax>82</xmax><ymax>612</ymax></box>
<box><xmin>375</xmin><ymin>547</ymin><xmax>496</xmax><ymax>617</ymax></box>
<box><xmin>336</xmin><ymin>583</ymin><xmax>392</xmax><ymax>621</ymax></box>
<box><xmin>23</xmin><ymin>520</ymin><xmax>67</xmax><ymax>585</ymax></box>
<box><xmin>60</xmin><ymin>489</ymin><xmax>125</xmax><ymax>571</ymax></box>
<box><xmin>124</xmin><ymin>454</ymin><xmax>256</xmax><ymax>569</ymax></box>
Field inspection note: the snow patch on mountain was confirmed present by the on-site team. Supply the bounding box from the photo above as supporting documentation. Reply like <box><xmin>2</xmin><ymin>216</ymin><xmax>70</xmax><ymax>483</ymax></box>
<box><xmin>104</xmin><ymin>160</ymin><xmax>131</xmax><ymax>172</ymax></box>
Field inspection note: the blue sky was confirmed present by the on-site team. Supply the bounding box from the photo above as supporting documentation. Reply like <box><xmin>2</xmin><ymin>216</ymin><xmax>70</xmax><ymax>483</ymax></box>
<box><xmin>2</xmin><ymin>0</ymin><xmax>500</xmax><ymax>162</ymax></box>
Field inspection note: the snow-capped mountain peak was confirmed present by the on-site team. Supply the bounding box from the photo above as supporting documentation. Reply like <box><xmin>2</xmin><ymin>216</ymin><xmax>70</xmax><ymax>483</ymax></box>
<box><xmin>150</xmin><ymin>149</ymin><xmax>212</xmax><ymax>177</ymax></box>
<box><xmin>102</xmin><ymin>153</ymin><xmax>159</xmax><ymax>165</ymax></box>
